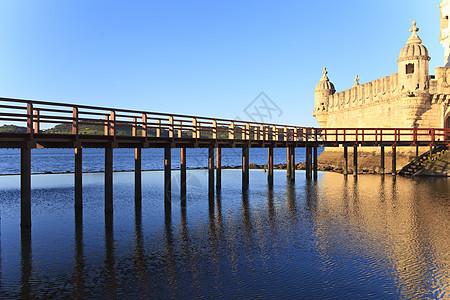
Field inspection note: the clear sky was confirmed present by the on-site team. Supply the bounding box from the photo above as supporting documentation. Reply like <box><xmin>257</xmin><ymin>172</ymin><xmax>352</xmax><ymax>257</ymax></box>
<box><xmin>0</xmin><ymin>0</ymin><xmax>443</xmax><ymax>126</ymax></box>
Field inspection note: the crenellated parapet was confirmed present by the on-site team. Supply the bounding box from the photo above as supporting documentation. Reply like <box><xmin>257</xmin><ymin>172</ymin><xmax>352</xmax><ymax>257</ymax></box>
<box><xmin>327</xmin><ymin>73</ymin><xmax>399</xmax><ymax>112</ymax></box>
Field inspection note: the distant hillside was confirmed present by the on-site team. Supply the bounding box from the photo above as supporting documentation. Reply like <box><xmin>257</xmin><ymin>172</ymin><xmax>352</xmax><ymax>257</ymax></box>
<box><xmin>0</xmin><ymin>125</ymin><xmax>27</xmax><ymax>133</ymax></box>
<box><xmin>0</xmin><ymin>123</ymin><xmax>231</xmax><ymax>139</ymax></box>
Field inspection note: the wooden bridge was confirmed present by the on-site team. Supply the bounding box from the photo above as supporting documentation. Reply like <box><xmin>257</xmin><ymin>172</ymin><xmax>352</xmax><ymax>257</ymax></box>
<box><xmin>0</xmin><ymin>97</ymin><xmax>449</xmax><ymax>227</ymax></box>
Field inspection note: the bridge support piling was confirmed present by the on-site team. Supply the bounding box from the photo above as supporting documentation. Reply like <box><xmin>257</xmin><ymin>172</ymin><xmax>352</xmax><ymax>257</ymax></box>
<box><xmin>313</xmin><ymin>145</ymin><xmax>318</xmax><ymax>179</ymax></box>
<box><xmin>290</xmin><ymin>146</ymin><xmax>295</xmax><ymax>182</ymax></box>
<box><xmin>75</xmin><ymin>147</ymin><xmax>83</xmax><ymax>210</ymax></box>
<box><xmin>415</xmin><ymin>145</ymin><xmax>419</xmax><ymax>158</ymax></box>
<box><xmin>268</xmin><ymin>147</ymin><xmax>274</xmax><ymax>186</ymax></box>
<box><xmin>180</xmin><ymin>147</ymin><xmax>186</xmax><ymax>201</ymax></box>
<box><xmin>343</xmin><ymin>146</ymin><xmax>348</xmax><ymax>175</ymax></box>
<box><xmin>216</xmin><ymin>147</ymin><xmax>221</xmax><ymax>190</ymax></box>
<box><xmin>392</xmin><ymin>146</ymin><xmax>397</xmax><ymax>176</ymax></box>
<box><xmin>135</xmin><ymin>147</ymin><xmax>142</xmax><ymax>207</ymax></box>
<box><xmin>105</xmin><ymin>146</ymin><xmax>113</xmax><ymax>214</ymax></box>
<box><xmin>242</xmin><ymin>146</ymin><xmax>249</xmax><ymax>189</ymax></box>
<box><xmin>164</xmin><ymin>146</ymin><xmax>171</xmax><ymax>208</ymax></box>
<box><xmin>21</xmin><ymin>147</ymin><xmax>31</xmax><ymax>228</ymax></box>
<box><xmin>380</xmin><ymin>146</ymin><xmax>385</xmax><ymax>174</ymax></box>
<box><xmin>353</xmin><ymin>145</ymin><xmax>358</xmax><ymax>176</ymax></box>
<box><xmin>306</xmin><ymin>146</ymin><xmax>312</xmax><ymax>179</ymax></box>
<box><xmin>208</xmin><ymin>146</ymin><xmax>215</xmax><ymax>196</ymax></box>
<box><xmin>286</xmin><ymin>147</ymin><xmax>291</xmax><ymax>180</ymax></box>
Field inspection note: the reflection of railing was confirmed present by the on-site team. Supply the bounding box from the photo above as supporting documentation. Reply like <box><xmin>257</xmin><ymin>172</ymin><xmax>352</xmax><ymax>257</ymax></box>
<box><xmin>0</xmin><ymin>97</ymin><xmax>449</xmax><ymax>145</ymax></box>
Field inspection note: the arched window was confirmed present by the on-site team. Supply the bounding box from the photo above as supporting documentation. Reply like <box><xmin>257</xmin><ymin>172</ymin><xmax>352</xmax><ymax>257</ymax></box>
<box><xmin>406</xmin><ymin>63</ymin><xmax>415</xmax><ymax>74</ymax></box>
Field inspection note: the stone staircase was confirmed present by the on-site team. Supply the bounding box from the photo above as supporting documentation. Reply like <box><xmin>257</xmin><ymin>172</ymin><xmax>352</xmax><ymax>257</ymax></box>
<box><xmin>399</xmin><ymin>146</ymin><xmax>449</xmax><ymax>177</ymax></box>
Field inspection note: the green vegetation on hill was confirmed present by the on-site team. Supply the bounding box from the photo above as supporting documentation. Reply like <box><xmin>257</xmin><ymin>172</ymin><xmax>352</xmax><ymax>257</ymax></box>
<box><xmin>0</xmin><ymin>124</ymin><xmax>28</xmax><ymax>133</ymax></box>
<box><xmin>0</xmin><ymin>123</ymin><xmax>236</xmax><ymax>139</ymax></box>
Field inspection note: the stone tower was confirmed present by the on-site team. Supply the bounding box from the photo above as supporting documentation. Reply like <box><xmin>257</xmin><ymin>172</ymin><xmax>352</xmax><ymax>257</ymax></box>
<box><xmin>397</xmin><ymin>21</ymin><xmax>431</xmax><ymax>96</ymax></box>
<box><xmin>440</xmin><ymin>0</ymin><xmax>450</xmax><ymax>66</ymax></box>
<box><xmin>313</xmin><ymin>67</ymin><xmax>335</xmax><ymax>127</ymax></box>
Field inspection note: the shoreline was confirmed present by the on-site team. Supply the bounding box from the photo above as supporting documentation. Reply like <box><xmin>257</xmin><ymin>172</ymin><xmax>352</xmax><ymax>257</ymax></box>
<box><xmin>1</xmin><ymin>162</ymin><xmax>448</xmax><ymax>177</ymax></box>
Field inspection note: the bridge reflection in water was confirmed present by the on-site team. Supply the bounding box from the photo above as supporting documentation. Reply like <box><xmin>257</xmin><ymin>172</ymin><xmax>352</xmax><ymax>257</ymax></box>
<box><xmin>0</xmin><ymin>170</ymin><xmax>446</xmax><ymax>298</ymax></box>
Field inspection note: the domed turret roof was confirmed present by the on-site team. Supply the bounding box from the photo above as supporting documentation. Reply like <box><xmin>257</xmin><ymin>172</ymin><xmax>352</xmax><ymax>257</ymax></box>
<box><xmin>398</xmin><ymin>21</ymin><xmax>430</xmax><ymax>62</ymax></box>
<box><xmin>315</xmin><ymin>68</ymin><xmax>335</xmax><ymax>91</ymax></box>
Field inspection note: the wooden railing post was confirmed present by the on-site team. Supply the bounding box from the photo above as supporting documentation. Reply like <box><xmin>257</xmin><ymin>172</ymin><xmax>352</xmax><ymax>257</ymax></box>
<box><xmin>104</xmin><ymin>116</ymin><xmax>110</xmax><ymax>136</ymax></box>
<box><xmin>168</xmin><ymin>116</ymin><xmax>174</xmax><ymax>138</ymax></box>
<box><xmin>213</xmin><ymin>120</ymin><xmax>217</xmax><ymax>139</ymax></box>
<box><xmin>284</xmin><ymin>126</ymin><xmax>288</xmax><ymax>141</ymax></box>
<box><xmin>132</xmin><ymin>117</ymin><xmax>137</xmax><ymax>137</ymax></box>
<box><xmin>246</xmin><ymin>123</ymin><xmax>250</xmax><ymax>140</ymax></box>
<box><xmin>178</xmin><ymin>121</ymin><xmax>183</xmax><ymax>138</ymax></box>
<box><xmin>72</xmin><ymin>107</ymin><xmax>79</xmax><ymax>135</ymax></box>
<box><xmin>142</xmin><ymin>113</ymin><xmax>147</xmax><ymax>138</ymax></box>
<box><xmin>110</xmin><ymin>110</ymin><xmax>116</xmax><ymax>136</ymax></box>
<box><xmin>26</xmin><ymin>102</ymin><xmax>33</xmax><ymax>138</ymax></box>
<box><xmin>272</xmin><ymin>126</ymin><xmax>277</xmax><ymax>141</ymax></box>
<box><xmin>229</xmin><ymin>121</ymin><xmax>235</xmax><ymax>140</ymax></box>
<box><xmin>156</xmin><ymin>120</ymin><xmax>161</xmax><ymax>138</ymax></box>
<box><xmin>33</xmin><ymin>109</ymin><xmax>40</xmax><ymax>134</ymax></box>
<box><xmin>193</xmin><ymin>118</ymin><xmax>198</xmax><ymax>139</ymax></box>
<box><xmin>260</xmin><ymin>125</ymin><xmax>264</xmax><ymax>141</ymax></box>
<box><xmin>413</xmin><ymin>128</ymin><xmax>417</xmax><ymax>144</ymax></box>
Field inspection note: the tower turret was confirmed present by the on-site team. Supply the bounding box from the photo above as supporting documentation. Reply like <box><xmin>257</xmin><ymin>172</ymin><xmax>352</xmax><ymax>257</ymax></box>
<box><xmin>440</xmin><ymin>0</ymin><xmax>450</xmax><ymax>66</ymax></box>
<box><xmin>397</xmin><ymin>21</ymin><xmax>431</xmax><ymax>96</ymax></box>
<box><xmin>313</xmin><ymin>67</ymin><xmax>335</xmax><ymax>127</ymax></box>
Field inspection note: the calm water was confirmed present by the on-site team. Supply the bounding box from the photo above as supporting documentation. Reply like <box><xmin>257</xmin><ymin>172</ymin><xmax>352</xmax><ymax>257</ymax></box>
<box><xmin>0</xmin><ymin>170</ymin><xmax>449</xmax><ymax>299</ymax></box>
<box><xmin>0</xmin><ymin>148</ymin><xmax>323</xmax><ymax>174</ymax></box>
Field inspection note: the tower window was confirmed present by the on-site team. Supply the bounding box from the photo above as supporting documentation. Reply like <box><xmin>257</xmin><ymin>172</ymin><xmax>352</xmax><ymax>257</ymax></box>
<box><xmin>406</xmin><ymin>63</ymin><xmax>415</xmax><ymax>74</ymax></box>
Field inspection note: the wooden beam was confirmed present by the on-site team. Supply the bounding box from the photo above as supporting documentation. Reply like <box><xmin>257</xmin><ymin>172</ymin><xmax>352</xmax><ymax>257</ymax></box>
<box><xmin>135</xmin><ymin>147</ymin><xmax>142</xmax><ymax>207</ymax></box>
<box><xmin>21</xmin><ymin>147</ymin><xmax>31</xmax><ymax>228</ymax></box>
<box><xmin>75</xmin><ymin>147</ymin><xmax>82</xmax><ymax>210</ymax></box>
<box><xmin>353</xmin><ymin>145</ymin><xmax>358</xmax><ymax>176</ymax></box>
<box><xmin>268</xmin><ymin>146</ymin><xmax>274</xmax><ymax>186</ymax></box>
<box><xmin>242</xmin><ymin>146</ymin><xmax>249</xmax><ymax>189</ymax></box>
<box><xmin>306</xmin><ymin>146</ymin><xmax>312</xmax><ymax>179</ymax></box>
<box><xmin>380</xmin><ymin>146</ymin><xmax>385</xmax><ymax>174</ymax></box>
<box><xmin>216</xmin><ymin>147</ymin><xmax>221</xmax><ymax>190</ymax></box>
<box><xmin>392</xmin><ymin>146</ymin><xmax>397</xmax><ymax>176</ymax></box>
<box><xmin>313</xmin><ymin>145</ymin><xmax>318</xmax><ymax>179</ymax></box>
<box><xmin>343</xmin><ymin>146</ymin><xmax>348</xmax><ymax>175</ymax></box>
<box><xmin>180</xmin><ymin>147</ymin><xmax>186</xmax><ymax>200</ymax></box>
<box><xmin>290</xmin><ymin>146</ymin><xmax>295</xmax><ymax>182</ymax></box>
<box><xmin>164</xmin><ymin>146</ymin><xmax>171</xmax><ymax>207</ymax></box>
<box><xmin>208</xmin><ymin>146</ymin><xmax>214</xmax><ymax>196</ymax></box>
<box><xmin>105</xmin><ymin>146</ymin><xmax>113</xmax><ymax>213</ymax></box>
<box><xmin>286</xmin><ymin>147</ymin><xmax>291</xmax><ymax>179</ymax></box>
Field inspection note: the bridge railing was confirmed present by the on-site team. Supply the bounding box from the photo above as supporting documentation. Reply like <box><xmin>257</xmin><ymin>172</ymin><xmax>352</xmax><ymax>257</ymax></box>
<box><xmin>0</xmin><ymin>97</ymin><xmax>448</xmax><ymax>144</ymax></box>
<box><xmin>0</xmin><ymin>97</ymin><xmax>318</xmax><ymax>142</ymax></box>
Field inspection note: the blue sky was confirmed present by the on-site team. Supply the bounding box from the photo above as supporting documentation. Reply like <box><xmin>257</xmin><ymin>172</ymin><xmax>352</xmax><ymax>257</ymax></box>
<box><xmin>0</xmin><ymin>0</ymin><xmax>442</xmax><ymax>126</ymax></box>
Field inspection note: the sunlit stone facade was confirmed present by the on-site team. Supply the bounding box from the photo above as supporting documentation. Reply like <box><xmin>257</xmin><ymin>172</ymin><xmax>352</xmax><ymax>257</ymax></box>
<box><xmin>313</xmin><ymin>11</ymin><xmax>450</xmax><ymax>133</ymax></box>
